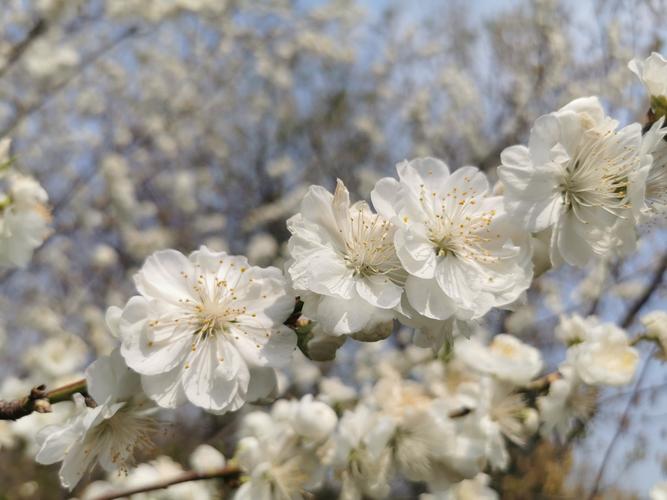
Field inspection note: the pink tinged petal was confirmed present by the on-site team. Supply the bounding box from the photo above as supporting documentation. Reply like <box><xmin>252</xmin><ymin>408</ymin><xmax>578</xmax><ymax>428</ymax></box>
<box><xmin>371</xmin><ymin>176</ymin><xmax>401</xmax><ymax>219</ymax></box>
<box><xmin>394</xmin><ymin>227</ymin><xmax>436</xmax><ymax>278</ymax></box>
<box><xmin>141</xmin><ymin>368</ymin><xmax>187</xmax><ymax>409</ymax></box>
<box><xmin>133</xmin><ymin>249</ymin><xmax>197</xmax><ymax>304</ymax></box>
<box><xmin>355</xmin><ymin>274</ymin><xmax>402</xmax><ymax>309</ymax></box>
<box><xmin>405</xmin><ymin>275</ymin><xmax>456</xmax><ymax>320</ymax></box>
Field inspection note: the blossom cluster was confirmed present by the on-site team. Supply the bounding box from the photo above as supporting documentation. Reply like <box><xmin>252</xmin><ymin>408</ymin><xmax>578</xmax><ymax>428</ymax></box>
<box><xmin>0</xmin><ymin>23</ymin><xmax>665</xmax><ymax>500</ymax></box>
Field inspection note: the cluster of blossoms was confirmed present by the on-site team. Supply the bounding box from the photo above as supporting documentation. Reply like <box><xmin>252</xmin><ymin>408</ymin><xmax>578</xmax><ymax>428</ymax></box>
<box><xmin>0</xmin><ymin>139</ymin><xmax>51</xmax><ymax>269</ymax></box>
<box><xmin>0</xmin><ymin>51</ymin><xmax>662</xmax><ymax>499</ymax></box>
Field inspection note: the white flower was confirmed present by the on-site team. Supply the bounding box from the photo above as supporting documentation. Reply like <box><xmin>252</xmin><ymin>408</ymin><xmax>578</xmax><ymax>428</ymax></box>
<box><xmin>23</xmin><ymin>333</ymin><xmax>88</xmax><ymax>380</ymax></box>
<box><xmin>641</xmin><ymin>310</ymin><xmax>667</xmax><ymax>354</ymax></box>
<box><xmin>111</xmin><ymin>246</ymin><xmax>296</xmax><ymax>414</ymax></box>
<box><xmin>423</xmin><ymin>473</ymin><xmax>499</xmax><ymax>500</ymax></box>
<box><xmin>455</xmin><ymin>334</ymin><xmax>542</xmax><ymax>385</ymax></box>
<box><xmin>455</xmin><ymin>378</ymin><xmax>530</xmax><ymax>471</ymax></box>
<box><xmin>318</xmin><ymin>376</ymin><xmax>357</xmax><ymax>407</ymax></box>
<box><xmin>650</xmin><ymin>481</ymin><xmax>667</xmax><ymax>500</ymax></box>
<box><xmin>628</xmin><ymin>52</ymin><xmax>667</xmax><ymax>100</ymax></box>
<box><xmin>235</xmin><ymin>396</ymin><xmax>336</xmax><ymax>500</ymax></box>
<box><xmin>190</xmin><ymin>444</ymin><xmax>226</xmax><ymax>474</ymax></box>
<box><xmin>555</xmin><ymin>313</ymin><xmax>597</xmax><ymax>345</ymax></box>
<box><xmin>271</xmin><ymin>394</ymin><xmax>338</xmax><ymax>443</ymax></box>
<box><xmin>498</xmin><ymin>97</ymin><xmax>650</xmax><ymax>267</ymax></box>
<box><xmin>566</xmin><ymin>322</ymin><xmax>638</xmax><ymax>386</ymax></box>
<box><xmin>638</xmin><ymin>118</ymin><xmax>667</xmax><ymax>215</ymax></box>
<box><xmin>0</xmin><ymin>172</ymin><xmax>51</xmax><ymax>268</ymax></box>
<box><xmin>372</xmin><ymin>158</ymin><xmax>532</xmax><ymax>322</ymax></box>
<box><xmin>35</xmin><ymin>350</ymin><xmax>157</xmax><ymax>489</ymax></box>
<box><xmin>537</xmin><ymin>366</ymin><xmax>596</xmax><ymax>439</ymax></box>
<box><xmin>287</xmin><ymin>179</ymin><xmax>404</xmax><ymax>336</ymax></box>
<box><xmin>333</xmin><ymin>405</ymin><xmax>395</xmax><ymax>500</ymax></box>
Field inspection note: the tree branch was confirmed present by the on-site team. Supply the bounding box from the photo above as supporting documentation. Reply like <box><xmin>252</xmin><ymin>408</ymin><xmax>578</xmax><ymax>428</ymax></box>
<box><xmin>620</xmin><ymin>252</ymin><xmax>667</xmax><ymax>329</ymax></box>
<box><xmin>0</xmin><ymin>378</ymin><xmax>87</xmax><ymax>420</ymax></box>
<box><xmin>92</xmin><ymin>465</ymin><xmax>242</xmax><ymax>500</ymax></box>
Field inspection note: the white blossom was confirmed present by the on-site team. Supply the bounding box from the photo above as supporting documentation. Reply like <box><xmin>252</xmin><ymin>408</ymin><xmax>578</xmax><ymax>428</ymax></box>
<box><xmin>110</xmin><ymin>246</ymin><xmax>296</xmax><ymax>414</ymax></box>
<box><xmin>498</xmin><ymin>97</ymin><xmax>650</xmax><ymax>267</ymax></box>
<box><xmin>537</xmin><ymin>366</ymin><xmax>596</xmax><ymax>440</ymax></box>
<box><xmin>287</xmin><ymin>179</ymin><xmax>404</xmax><ymax>336</ymax></box>
<box><xmin>628</xmin><ymin>52</ymin><xmax>667</xmax><ymax>101</ymax></box>
<box><xmin>455</xmin><ymin>334</ymin><xmax>543</xmax><ymax>385</ymax></box>
<box><xmin>566</xmin><ymin>321</ymin><xmax>638</xmax><ymax>386</ymax></box>
<box><xmin>372</xmin><ymin>158</ymin><xmax>532</xmax><ymax>322</ymax></box>
<box><xmin>333</xmin><ymin>405</ymin><xmax>395</xmax><ymax>500</ymax></box>
<box><xmin>35</xmin><ymin>350</ymin><xmax>157</xmax><ymax>489</ymax></box>
<box><xmin>0</xmin><ymin>172</ymin><xmax>51</xmax><ymax>268</ymax></box>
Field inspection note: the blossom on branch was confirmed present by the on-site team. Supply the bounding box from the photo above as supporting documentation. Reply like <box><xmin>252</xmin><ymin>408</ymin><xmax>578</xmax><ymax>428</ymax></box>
<box><xmin>109</xmin><ymin>246</ymin><xmax>297</xmax><ymax>414</ymax></box>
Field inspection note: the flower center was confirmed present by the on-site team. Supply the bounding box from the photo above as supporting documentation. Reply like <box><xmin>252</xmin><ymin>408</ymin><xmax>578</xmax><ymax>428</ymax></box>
<box><xmin>559</xmin><ymin>124</ymin><xmax>636</xmax><ymax>220</ymax></box>
<box><xmin>343</xmin><ymin>208</ymin><xmax>400</xmax><ymax>278</ymax></box>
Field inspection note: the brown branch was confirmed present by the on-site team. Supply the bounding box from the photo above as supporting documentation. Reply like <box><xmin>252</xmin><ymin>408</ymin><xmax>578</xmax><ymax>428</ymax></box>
<box><xmin>0</xmin><ymin>378</ymin><xmax>88</xmax><ymax>420</ymax></box>
<box><xmin>620</xmin><ymin>252</ymin><xmax>667</xmax><ymax>329</ymax></box>
<box><xmin>92</xmin><ymin>465</ymin><xmax>242</xmax><ymax>500</ymax></box>
<box><xmin>0</xmin><ymin>18</ymin><xmax>48</xmax><ymax>79</ymax></box>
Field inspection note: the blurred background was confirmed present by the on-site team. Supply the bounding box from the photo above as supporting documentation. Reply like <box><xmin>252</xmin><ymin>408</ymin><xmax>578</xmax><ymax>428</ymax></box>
<box><xmin>0</xmin><ymin>0</ymin><xmax>666</xmax><ymax>498</ymax></box>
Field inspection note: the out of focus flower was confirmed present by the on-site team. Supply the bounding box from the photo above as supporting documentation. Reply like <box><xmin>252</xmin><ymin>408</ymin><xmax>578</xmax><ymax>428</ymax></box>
<box><xmin>0</xmin><ymin>171</ymin><xmax>51</xmax><ymax>268</ymax></box>
<box><xmin>190</xmin><ymin>444</ymin><xmax>226</xmax><ymax>474</ymax></box>
<box><xmin>333</xmin><ymin>405</ymin><xmax>395</xmax><ymax>500</ymax></box>
<box><xmin>565</xmin><ymin>321</ymin><xmax>638</xmax><ymax>386</ymax></box>
<box><xmin>235</xmin><ymin>395</ymin><xmax>336</xmax><ymax>500</ymax></box>
<box><xmin>650</xmin><ymin>481</ymin><xmax>667</xmax><ymax>500</ymax></box>
<box><xmin>423</xmin><ymin>473</ymin><xmax>499</xmax><ymax>500</ymax></box>
<box><xmin>641</xmin><ymin>310</ymin><xmax>667</xmax><ymax>355</ymax></box>
<box><xmin>35</xmin><ymin>350</ymin><xmax>157</xmax><ymax>489</ymax></box>
<box><xmin>628</xmin><ymin>53</ymin><xmax>667</xmax><ymax>106</ymax></box>
<box><xmin>537</xmin><ymin>366</ymin><xmax>597</xmax><ymax>439</ymax></box>
<box><xmin>455</xmin><ymin>334</ymin><xmax>542</xmax><ymax>385</ymax></box>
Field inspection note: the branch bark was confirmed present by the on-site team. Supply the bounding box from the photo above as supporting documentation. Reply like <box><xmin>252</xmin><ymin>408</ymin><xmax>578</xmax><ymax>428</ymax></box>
<box><xmin>0</xmin><ymin>378</ymin><xmax>87</xmax><ymax>420</ymax></box>
<box><xmin>92</xmin><ymin>465</ymin><xmax>242</xmax><ymax>500</ymax></box>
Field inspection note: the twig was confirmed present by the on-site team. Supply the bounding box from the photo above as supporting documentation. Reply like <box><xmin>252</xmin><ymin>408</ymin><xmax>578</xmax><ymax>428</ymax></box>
<box><xmin>586</xmin><ymin>346</ymin><xmax>657</xmax><ymax>499</ymax></box>
<box><xmin>92</xmin><ymin>465</ymin><xmax>242</xmax><ymax>500</ymax></box>
<box><xmin>0</xmin><ymin>18</ymin><xmax>48</xmax><ymax>79</ymax></box>
<box><xmin>620</xmin><ymin>252</ymin><xmax>667</xmax><ymax>329</ymax></box>
<box><xmin>0</xmin><ymin>378</ymin><xmax>87</xmax><ymax>420</ymax></box>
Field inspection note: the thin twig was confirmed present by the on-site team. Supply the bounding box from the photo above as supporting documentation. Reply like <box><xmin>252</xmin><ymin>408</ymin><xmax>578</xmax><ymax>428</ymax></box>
<box><xmin>0</xmin><ymin>378</ymin><xmax>87</xmax><ymax>420</ymax></box>
<box><xmin>620</xmin><ymin>252</ymin><xmax>667</xmax><ymax>329</ymax></box>
<box><xmin>92</xmin><ymin>465</ymin><xmax>242</xmax><ymax>500</ymax></box>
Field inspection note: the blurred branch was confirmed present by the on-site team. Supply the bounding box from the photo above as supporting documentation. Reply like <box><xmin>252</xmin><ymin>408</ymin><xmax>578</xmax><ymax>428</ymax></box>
<box><xmin>0</xmin><ymin>378</ymin><xmax>88</xmax><ymax>421</ymax></box>
<box><xmin>92</xmin><ymin>465</ymin><xmax>242</xmax><ymax>500</ymax></box>
<box><xmin>0</xmin><ymin>18</ymin><xmax>48</xmax><ymax>79</ymax></box>
<box><xmin>587</xmin><ymin>346</ymin><xmax>658</xmax><ymax>499</ymax></box>
<box><xmin>620</xmin><ymin>252</ymin><xmax>667</xmax><ymax>328</ymax></box>
<box><xmin>0</xmin><ymin>24</ymin><xmax>140</xmax><ymax>138</ymax></box>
